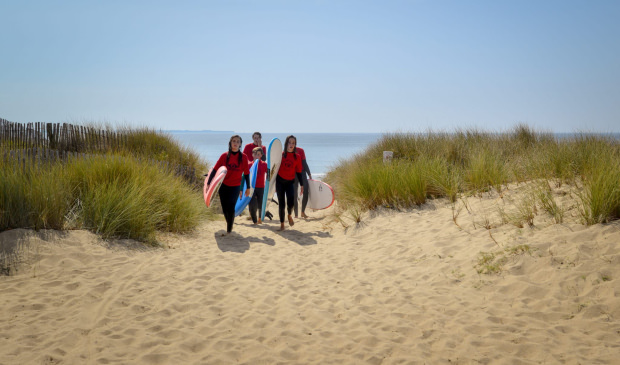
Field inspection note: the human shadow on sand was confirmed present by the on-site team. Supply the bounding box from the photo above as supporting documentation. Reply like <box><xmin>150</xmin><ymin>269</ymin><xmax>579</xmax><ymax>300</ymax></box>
<box><xmin>214</xmin><ymin>231</ymin><xmax>276</xmax><ymax>253</ymax></box>
<box><xmin>272</xmin><ymin>226</ymin><xmax>332</xmax><ymax>246</ymax></box>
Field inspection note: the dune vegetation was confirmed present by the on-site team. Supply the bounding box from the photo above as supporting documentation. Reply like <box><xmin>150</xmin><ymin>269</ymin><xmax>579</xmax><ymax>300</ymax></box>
<box><xmin>326</xmin><ymin>125</ymin><xmax>620</xmax><ymax>226</ymax></box>
<box><xmin>1</xmin><ymin>124</ymin><xmax>209</xmax><ymax>244</ymax></box>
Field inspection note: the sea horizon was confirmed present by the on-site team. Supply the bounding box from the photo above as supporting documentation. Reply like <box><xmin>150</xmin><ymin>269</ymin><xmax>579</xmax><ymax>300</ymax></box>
<box><xmin>169</xmin><ymin>131</ymin><xmax>620</xmax><ymax>178</ymax></box>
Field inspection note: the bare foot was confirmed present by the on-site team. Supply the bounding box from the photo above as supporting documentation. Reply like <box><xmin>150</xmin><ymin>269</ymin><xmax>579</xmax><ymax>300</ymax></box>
<box><xmin>288</xmin><ymin>215</ymin><xmax>295</xmax><ymax>227</ymax></box>
<box><xmin>258</xmin><ymin>218</ymin><xmax>262</xmax><ymax>224</ymax></box>
<box><xmin>301</xmin><ymin>212</ymin><xmax>309</xmax><ymax>218</ymax></box>
<box><xmin>278</xmin><ymin>223</ymin><xmax>285</xmax><ymax>231</ymax></box>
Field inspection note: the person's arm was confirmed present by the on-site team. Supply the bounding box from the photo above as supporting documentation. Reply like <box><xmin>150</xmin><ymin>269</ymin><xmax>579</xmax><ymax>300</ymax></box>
<box><xmin>207</xmin><ymin>154</ymin><xmax>224</xmax><ymax>185</ymax></box>
<box><xmin>302</xmin><ymin>159</ymin><xmax>312</xmax><ymax>179</ymax></box>
<box><xmin>244</xmin><ymin>157</ymin><xmax>251</xmax><ymax>196</ymax></box>
<box><xmin>296</xmin><ymin>171</ymin><xmax>304</xmax><ymax>195</ymax></box>
<box><xmin>207</xmin><ymin>156</ymin><xmax>223</xmax><ymax>185</ymax></box>
<box><xmin>206</xmin><ymin>168</ymin><xmax>217</xmax><ymax>185</ymax></box>
<box><xmin>296</xmin><ymin>157</ymin><xmax>304</xmax><ymax>193</ymax></box>
<box><xmin>244</xmin><ymin>174</ymin><xmax>250</xmax><ymax>188</ymax></box>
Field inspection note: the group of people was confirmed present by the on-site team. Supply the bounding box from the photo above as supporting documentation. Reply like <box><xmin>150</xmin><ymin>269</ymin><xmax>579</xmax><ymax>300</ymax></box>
<box><xmin>205</xmin><ymin>132</ymin><xmax>312</xmax><ymax>235</ymax></box>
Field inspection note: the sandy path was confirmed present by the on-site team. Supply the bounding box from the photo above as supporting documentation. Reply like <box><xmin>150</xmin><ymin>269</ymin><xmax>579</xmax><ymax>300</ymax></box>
<box><xmin>1</xmin><ymin>193</ymin><xmax>619</xmax><ymax>364</ymax></box>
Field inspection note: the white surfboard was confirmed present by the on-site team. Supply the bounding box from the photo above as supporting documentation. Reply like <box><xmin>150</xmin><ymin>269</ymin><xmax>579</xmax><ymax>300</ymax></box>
<box><xmin>261</xmin><ymin>138</ymin><xmax>282</xmax><ymax>221</ymax></box>
<box><xmin>303</xmin><ymin>179</ymin><xmax>335</xmax><ymax>210</ymax></box>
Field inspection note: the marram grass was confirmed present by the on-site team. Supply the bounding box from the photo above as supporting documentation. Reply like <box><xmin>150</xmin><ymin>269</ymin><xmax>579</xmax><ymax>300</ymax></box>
<box><xmin>326</xmin><ymin>125</ymin><xmax>620</xmax><ymax>225</ymax></box>
<box><xmin>578</xmin><ymin>154</ymin><xmax>620</xmax><ymax>225</ymax></box>
<box><xmin>0</xmin><ymin>154</ymin><xmax>207</xmax><ymax>243</ymax></box>
<box><xmin>338</xmin><ymin>159</ymin><xmax>427</xmax><ymax>210</ymax></box>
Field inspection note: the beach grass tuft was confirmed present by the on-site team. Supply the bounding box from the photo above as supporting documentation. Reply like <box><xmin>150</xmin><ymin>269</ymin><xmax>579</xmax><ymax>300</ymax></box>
<box><xmin>577</xmin><ymin>154</ymin><xmax>620</xmax><ymax>225</ymax></box>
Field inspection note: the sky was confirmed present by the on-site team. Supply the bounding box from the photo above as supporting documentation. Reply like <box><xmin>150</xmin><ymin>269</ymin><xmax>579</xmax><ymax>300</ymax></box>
<box><xmin>1</xmin><ymin>0</ymin><xmax>619</xmax><ymax>133</ymax></box>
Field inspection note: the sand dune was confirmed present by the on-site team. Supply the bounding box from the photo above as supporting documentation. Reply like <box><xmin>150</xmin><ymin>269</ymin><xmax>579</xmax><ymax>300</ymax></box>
<box><xmin>1</xmin><ymin>188</ymin><xmax>619</xmax><ymax>364</ymax></box>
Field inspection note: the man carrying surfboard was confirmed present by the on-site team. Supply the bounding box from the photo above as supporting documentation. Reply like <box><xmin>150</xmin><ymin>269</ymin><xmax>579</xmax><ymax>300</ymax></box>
<box><xmin>206</xmin><ymin>135</ymin><xmax>251</xmax><ymax>235</ymax></box>
<box><xmin>275</xmin><ymin>135</ymin><xmax>304</xmax><ymax>231</ymax></box>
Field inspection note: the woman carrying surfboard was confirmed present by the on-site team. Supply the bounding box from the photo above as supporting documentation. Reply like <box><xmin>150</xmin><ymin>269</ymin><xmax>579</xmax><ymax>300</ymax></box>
<box><xmin>249</xmin><ymin>147</ymin><xmax>268</xmax><ymax>224</ymax></box>
<box><xmin>206</xmin><ymin>135</ymin><xmax>251</xmax><ymax>235</ymax></box>
<box><xmin>275</xmin><ymin>135</ymin><xmax>304</xmax><ymax>231</ymax></box>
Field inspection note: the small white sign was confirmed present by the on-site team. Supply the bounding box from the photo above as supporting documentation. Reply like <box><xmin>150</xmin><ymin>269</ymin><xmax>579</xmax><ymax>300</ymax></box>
<box><xmin>383</xmin><ymin>151</ymin><xmax>393</xmax><ymax>163</ymax></box>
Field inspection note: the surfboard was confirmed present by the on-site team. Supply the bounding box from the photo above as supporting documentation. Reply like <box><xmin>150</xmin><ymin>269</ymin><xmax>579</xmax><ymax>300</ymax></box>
<box><xmin>234</xmin><ymin>159</ymin><xmax>259</xmax><ymax>216</ymax></box>
<box><xmin>203</xmin><ymin>166</ymin><xmax>227</xmax><ymax>207</ymax></box>
<box><xmin>303</xmin><ymin>179</ymin><xmax>335</xmax><ymax>210</ymax></box>
<box><xmin>261</xmin><ymin>138</ymin><xmax>283</xmax><ymax>221</ymax></box>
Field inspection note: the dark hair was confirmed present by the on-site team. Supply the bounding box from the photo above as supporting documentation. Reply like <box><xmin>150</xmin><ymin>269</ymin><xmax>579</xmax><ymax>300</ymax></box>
<box><xmin>252</xmin><ymin>132</ymin><xmax>262</xmax><ymax>139</ymax></box>
<box><xmin>283</xmin><ymin>135</ymin><xmax>297</xmax><ymax>159</ymax></box>
<box><xmin>227</xmin><ymin>135</ymin><xmax>243</xmax><ymax>166</ymax></box>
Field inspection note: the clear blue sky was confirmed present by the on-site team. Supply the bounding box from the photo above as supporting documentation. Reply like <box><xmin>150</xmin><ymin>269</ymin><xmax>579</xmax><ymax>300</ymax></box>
<box><xmin>1</xmin><ymin>0</ymin><xmax>619</xmax><ymax>133</ymax></box>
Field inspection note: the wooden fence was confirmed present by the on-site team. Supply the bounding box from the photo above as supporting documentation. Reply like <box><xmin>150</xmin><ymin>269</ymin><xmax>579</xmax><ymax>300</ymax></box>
<box><xmin>0</xmin><ymin>118</ymin><xmax>127</xmax><ymax>152</ymax></box>
<box><xmin>1</xmin><ymin>119</ymin><xmax>197</xmax><ymax>184</ymax></box>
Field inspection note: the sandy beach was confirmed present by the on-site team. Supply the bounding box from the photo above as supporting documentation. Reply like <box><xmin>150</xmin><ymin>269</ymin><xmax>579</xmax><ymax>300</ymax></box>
<box><xmin>1</xmin><ymin>186</ymin><xmax>619</xmax><ymax>364</ymax></box>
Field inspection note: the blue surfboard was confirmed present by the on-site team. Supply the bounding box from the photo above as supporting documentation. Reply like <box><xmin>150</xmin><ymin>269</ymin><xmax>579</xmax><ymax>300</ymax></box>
<box><xmin>261</xmin><ymin>138</ymin><xmax>283</xmax><ymax>221</ymax></box>
<box><xmin>234</xmin><ymin>159</ymin><xmax>259</xmax><ymax>216</ymax></box>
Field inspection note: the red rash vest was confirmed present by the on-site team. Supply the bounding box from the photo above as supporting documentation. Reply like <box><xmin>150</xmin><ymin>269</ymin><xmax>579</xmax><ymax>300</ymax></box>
<box><xmin>278</xmin><ymin>151</ymin><xmax>302</xmax><ymax>181</ymax></box>
<box><xmin>243</xmin><ymin>143</ymin><xmax>266</xmax><ymax>162</ymax></box>
<box><xmin>213</xmin><ymin>151</ymin><xmax>250</xmax><ymax>187</ymax></box>
<box><xmin>255</xmin><ymin>160</ymin><xmax>268</xmax><ymax>188</ymax></box>
<box><xmin>296</xmin><ymin>146</ymin><xmax>306</xmax><ymax>161</ymax></box>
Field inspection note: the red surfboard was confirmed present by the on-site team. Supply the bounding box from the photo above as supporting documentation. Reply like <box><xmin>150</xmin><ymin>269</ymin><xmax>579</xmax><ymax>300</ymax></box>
<box><xmin>203</xmin><ymin>166</ymin><xmax>228</xmax><ymax>207</ymax></box>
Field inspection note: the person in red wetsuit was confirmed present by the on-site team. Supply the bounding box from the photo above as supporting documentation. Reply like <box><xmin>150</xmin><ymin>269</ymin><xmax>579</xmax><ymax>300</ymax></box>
<box><xmin>293</xmin><ymin>145</ymin><xmax>312</xmax><ymax>218</ymax></box>
<box><xmin>243</xmin><ymin>132</ymin><xmax>266</xmax><ymax>162</ymax></box>
<box><xmin>249</xmin><ymin>147</ymin><xmax>268</xmax><ymax>224</ymax></box>
<box><xmin>276</xmin><ymin>135</ymin><xmax>303</xmax><ymax>231</ymax></box>
<box><xmin>206</xmin><ymin>135</ymin><xmax>250</xmax><ymax>235</ymax></box>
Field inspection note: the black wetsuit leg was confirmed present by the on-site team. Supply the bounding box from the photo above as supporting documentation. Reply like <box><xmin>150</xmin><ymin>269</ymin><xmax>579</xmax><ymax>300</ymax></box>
<box><xmin>218</xmin><ymin>184</ymin><xmax>240</xmax><ymax>233</ymax></box>
<box><xmin>249</xmin><ymin>187</ymin><xmax>264</xmax><ymax>224</ymax></box>
<box><xmin>276</xmin><ymin>175</ymin><xmax>295</xmax><ymax>223</ymax></box>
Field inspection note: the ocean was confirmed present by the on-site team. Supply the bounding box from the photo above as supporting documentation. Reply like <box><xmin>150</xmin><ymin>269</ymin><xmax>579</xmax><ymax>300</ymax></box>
<box><xmin>169</xmin><ymin>131</ymin><xmax>620</xmax><ymax>179</ymax></box>
<box><xmin>169</xmin><ymin>132</ymin><xmax>382</xmax><ymax>179</ymax></box>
